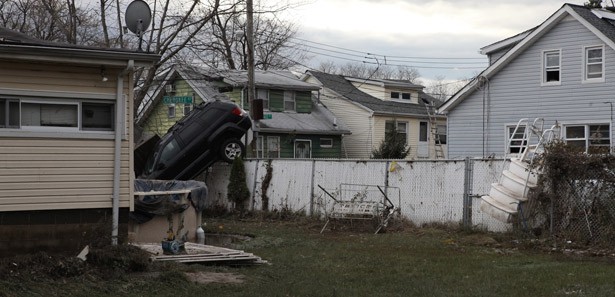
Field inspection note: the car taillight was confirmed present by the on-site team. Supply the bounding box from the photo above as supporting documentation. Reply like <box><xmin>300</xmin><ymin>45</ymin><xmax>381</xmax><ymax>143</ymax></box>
<box><xmin>232</xmin><ymin>107</ymin><xmax>247</xmax><ymax>116</ymax></box>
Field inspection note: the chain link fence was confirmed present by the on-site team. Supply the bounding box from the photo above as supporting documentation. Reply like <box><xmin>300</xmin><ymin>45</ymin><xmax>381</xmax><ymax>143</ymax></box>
<box><xmin>526</xmin><ymin>142</ymin><xmax>615</xmax><ymax>246</ymax></box>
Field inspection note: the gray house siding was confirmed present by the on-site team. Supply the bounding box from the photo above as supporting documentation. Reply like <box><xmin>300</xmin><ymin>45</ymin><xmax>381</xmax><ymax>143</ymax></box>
<box><xmin>488</xmin><ymin>45</ymin><xmax>514</xmax><ymax>65</ymax></box>
<box><xmin>447</xmin><ymin>16</ymin><xmax>615</xmax><ymax>159</ymax></box>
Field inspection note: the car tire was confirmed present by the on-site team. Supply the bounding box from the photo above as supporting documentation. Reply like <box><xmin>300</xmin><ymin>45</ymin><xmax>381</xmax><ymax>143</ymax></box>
<box><xmin>220</xmin><ymin>138</ymin><xmax>245</xmax><ymax>163</ymax></box>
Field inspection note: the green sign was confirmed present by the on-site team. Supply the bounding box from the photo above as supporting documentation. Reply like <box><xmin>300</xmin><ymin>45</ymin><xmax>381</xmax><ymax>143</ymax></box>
<box><xmin>263</xmin><ymin>114</ymin><xmax>273</xmax><ymax>119</ymax></box>
<box><xmin>163</xmin><ymin>96</ymin><xmax>193</xmax><ymax>104</ymax></box>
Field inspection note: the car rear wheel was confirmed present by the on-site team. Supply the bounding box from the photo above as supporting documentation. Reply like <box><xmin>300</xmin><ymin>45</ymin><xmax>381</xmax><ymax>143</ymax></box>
<box><xmin>220</xmin><ymin>138</ymin><xmax>245</xmax><ymax>163</ymax></box>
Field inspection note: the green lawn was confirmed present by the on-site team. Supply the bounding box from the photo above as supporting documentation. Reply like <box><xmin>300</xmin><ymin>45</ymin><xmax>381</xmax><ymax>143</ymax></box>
<box><xmin>2</xmin><ymin>218</ymin><xmax>615</xmax><ymax>297</ymax></box>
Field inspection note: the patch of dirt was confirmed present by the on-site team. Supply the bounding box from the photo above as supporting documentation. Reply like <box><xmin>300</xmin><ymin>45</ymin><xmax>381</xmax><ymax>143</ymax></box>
<box><xmin>459</xmin><ymin>234</ymin><xmax>500</xmax><ymax>247</ymax></box>
<box><xmin>184</xmin><ymin>271</ymin><xmax>244</xmax><ymax>284</ymax></box>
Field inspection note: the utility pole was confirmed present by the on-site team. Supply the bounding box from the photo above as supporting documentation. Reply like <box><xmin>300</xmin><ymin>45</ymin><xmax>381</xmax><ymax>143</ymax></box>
<box><xmin>246</xmin><ymin>0</ymin><xmax>256</xmax><ymax>118</ymax></box>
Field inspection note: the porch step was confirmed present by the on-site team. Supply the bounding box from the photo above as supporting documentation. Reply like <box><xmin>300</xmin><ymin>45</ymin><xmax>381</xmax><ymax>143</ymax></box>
<box><xmin>480</xmin><ymin>195</ymin><xmax>518</xmax><ymax>223</ymax></box>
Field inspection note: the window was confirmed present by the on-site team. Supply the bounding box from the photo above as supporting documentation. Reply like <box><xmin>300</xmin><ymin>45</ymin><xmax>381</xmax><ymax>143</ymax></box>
<box><xmin>543</xmin><ymin>50</ymin><xmax>561</xmax><ymax>85</ymax></box>
<box><xmin>507</xmin><ymin>125</ymin><xmax>527</xmax><ymax>154</ymax></box>
<box><xmin>284</xmin><ymin>91</ymin><xmax>295</xmax><ymax>111</ymax></box>
<box><xmin>256</xmin><ymin>136</ymin><xmax>281</xmax><ymax>158</ymax></box>
<box><xmin>419</xmin><ymin>122</ymin><xmax>428</xmax><ymax>142</ymax></box>
<box><xmin>564</xmin><ymin>124</ymin><xmax>610</xmax><ymax>153</ymax></box>
<box><xmin>0</xmin><ymin>99</ymin><xmax>19</xmax><ymax>128</ymax></box>
<box><xmin>183</xmin><ymin>104</ymin><xmax>192</xmax><ymax>116</ymax></box>
<box><xmin>257</xmin><ymin>89</ymin><xmax>269</xmax><ymax>110</ymax></box>
<box><xmin>390</xmin><ymin>92</ymin><xmax>411</xmax><ymax>101</ymax></box>
<box><xmin>385</xmin><ymin>120</ymin><xmax>408</xmax><ymax>143</ymax></box>
<box><xmin>167</xmin><ymin>104</ymin><xmax>176</xmax><ymax>119</ymax></box>
<box><xmin>256</xmin><ymin>136</ymin><xmax>264</xmax><ymax>158</ymax></box>
<box><xmin>584</xmin><ymin>45</ymin><xmax>604</xmax><ymax>82</ymax></box>
<box><xmin>22</xmin><ymin>102</ymin><xmax>77</xmax><ymax>128</ymax></box>
<box><xmin>0</xmin><ymin>98</ymin><xmax>114</xmax><ymax>132</ymax></box>
<box><xmin>267</xmin><ymin>136</ymin><xmax>280</xmax><ymax>158</ymax></box>
<box><xmin>82</xmin><ymin>102</ymin><xmax>113</xmax><ymax>131</ymax></box>
<box><xmin>436</xmin><ymin>124</ymin><xmax>447</xmax><ymax>145</ymax></box>
<box><xmin>320</xmin><ymin>138</ymin><xmax>333</xmax><ymax>148</ymax></box>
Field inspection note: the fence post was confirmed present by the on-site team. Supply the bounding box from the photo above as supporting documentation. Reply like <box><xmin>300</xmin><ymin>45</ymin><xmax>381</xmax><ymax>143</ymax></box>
<box><xmin>463</xmin><ymin>157</ymin><xmax>474</xmax><ymax>228</ymax></box>
<box><xmin>309</xmin><ymin>160</ymin><xmax>316</xmax><ymax>216</ymax></box>
<box><xmin>250</xmin><ymin>159</ymin><xmax>260</xmax><ymax>211</ymax></box>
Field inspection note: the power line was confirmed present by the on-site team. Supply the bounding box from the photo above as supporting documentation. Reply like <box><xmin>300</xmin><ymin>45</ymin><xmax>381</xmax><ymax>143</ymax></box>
<box><xmin>290</xmin><ymin>36</ymin><xmax>486</xmax><ymax>60</ymax></box>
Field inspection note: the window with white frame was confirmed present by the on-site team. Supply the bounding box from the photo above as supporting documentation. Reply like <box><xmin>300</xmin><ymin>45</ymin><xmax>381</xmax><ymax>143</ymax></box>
<box><xmin>183</xmin><ymin>104</ymin><xmax>192</xmax><ymax>116</ymax></box>
<box><xmin>390</xmin><ymin>92</ymin><xmax>411</xmax><ymax>102</ymax></box>
<box><xmin>284</xmin><ymin>91</ymin><xmax>295</xmax><ymax>111</ymax></box>
<box><xmin>256</xmin><ymin>136</ymin><xmax>280</xmax><ymax>158</ymax></box>
<box><xmin>584</xmin><ymin>45</ymin><xmax>604</xmax><ymax>82</ymax></box>
<box><xmin>564</xmin><ymin>124</ymin><xmax>610</xmax><ymax>153</ymax></box>
<box><xmin>0</xmin><ymin>98</ymin><xmax>114</xmax><ymax>131</ymax></box>
<box><xmin>167</xmin><ymin>104</ymin><xmax>176</xmax><ymax>118</ymax></box>
<box><xmin>507</xmin><ymin>125</ymin><xmax>527</xmax><ymax>154</ymax></box>
<box><xmin>436</xmin><ymin>124</ymin><xmax>447</xmax><ymax>144</ymax></box>
<box><xmin>419</xmin><ymin>122</ymin><xmax>428</xmax><ymax>142</ymax></box>
<box><xmin>543</xmin><ymin>50</ymin><xmax>561</xmax><ymax>85</ymax></box>
<box><xmin>267</xmin><ymin>136</ymin><xmax>280</xmax><ymax>158</ymax></box>
<box><xmin>257</xmin><ymin>89</ymin><xmax>269</xmax><ymax>110</ymax></box>
<box><xmin>320</xmin><ymin>138</ymin><xmax>333</xmax><ymax>148</ymax></box>
<box><xmin>385</xmin><ymin>120</ymin><xmax>408</xmax><ymax>143</ymax></box>
<box><xmin>256</xmin><ymin>136</ymin><xmax>264</xmax><ymax>158</ymax></box>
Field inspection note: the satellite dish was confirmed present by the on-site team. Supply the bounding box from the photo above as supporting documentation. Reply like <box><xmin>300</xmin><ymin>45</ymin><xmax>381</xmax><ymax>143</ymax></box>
<box><xmin>125</xmin><ymin>0</ymin><xmax>152</xmax><ymax>36</ymax></box>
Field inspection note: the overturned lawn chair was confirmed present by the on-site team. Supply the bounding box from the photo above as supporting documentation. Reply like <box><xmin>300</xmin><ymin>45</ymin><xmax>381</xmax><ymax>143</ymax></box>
<box><xmin>319</xmin><ymin>184</ymin><xmax>400</xmax><ymax>234</ymax></box>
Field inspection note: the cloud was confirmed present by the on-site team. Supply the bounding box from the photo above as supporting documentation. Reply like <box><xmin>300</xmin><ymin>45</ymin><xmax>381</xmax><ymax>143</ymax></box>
<box><xmin>285</xmin><ymin>0</ymin><xmax>580</xmax><ymax>79</ymax></box>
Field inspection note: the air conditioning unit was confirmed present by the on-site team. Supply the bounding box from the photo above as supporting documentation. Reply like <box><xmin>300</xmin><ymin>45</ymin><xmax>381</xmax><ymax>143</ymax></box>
<box><xmin>165</xmin><ymin>84</ymin><xmax>176</xmax><ymax>93</ymax></box>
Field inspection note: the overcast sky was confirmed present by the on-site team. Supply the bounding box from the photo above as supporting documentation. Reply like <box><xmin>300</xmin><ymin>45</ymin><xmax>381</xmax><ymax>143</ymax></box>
<box><xmin>281</xmin><ymin>0</ymin><xmax>586</xmax><ymax>82</ymax></box>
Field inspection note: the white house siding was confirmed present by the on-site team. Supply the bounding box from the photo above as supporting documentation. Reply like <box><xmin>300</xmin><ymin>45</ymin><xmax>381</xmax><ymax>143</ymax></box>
<box><xmin>352</xmin><ymin>82</ymin><xmax>386</xmax><ymax>100</ymax></box>
<box><xmin>447</xmin><ymin>16</ymin><xmax>615</xmax><ymax>158</ymax></box>
<box><xmin>0</xmin><ymin>61</ymin><xmax>133</xmax><ymax>211</ymax></box>
<box><xmin>373</xmin><ymin>116</ymin><xmax>418</xmax><ymax>159</ymax></box>
<box><xmin>316</xmin><ymin>89</ymin><xmax>373</xmax><ymax>159</ymax></box>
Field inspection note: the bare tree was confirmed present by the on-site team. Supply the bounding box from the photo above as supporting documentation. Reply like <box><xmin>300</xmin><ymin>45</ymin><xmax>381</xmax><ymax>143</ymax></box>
<box><xmin>318</xmin><ymin>61</ymin><xmax>422</xmax><ymax>84</ymax></box>
<box><xmin>0</xmin><ymin>0</ymin><xmax>305</xmax><ymax>112</ymax></box>
<box><xmin>185</xmin><ymin>1</ymin><xmax>307</xmax><ymax>71</ymax></box>
<box><xmin>425</xmin><ymin>75</ymin><xmax>472</xmax><ymax>101</ymax></box>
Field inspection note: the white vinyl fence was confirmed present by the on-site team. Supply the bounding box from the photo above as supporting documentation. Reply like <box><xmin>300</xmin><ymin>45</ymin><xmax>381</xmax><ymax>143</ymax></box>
<box><xmin>203</xmin><ymin>158</ymin><xmax>512</xmax><ymax>232</ymax></box>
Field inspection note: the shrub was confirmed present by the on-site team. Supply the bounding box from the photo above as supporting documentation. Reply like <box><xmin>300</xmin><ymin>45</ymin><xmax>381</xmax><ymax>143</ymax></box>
<box><xmin>227</xmin><ymin>156</ymin><xmax>250</xmax><ymax>211</ymax></box>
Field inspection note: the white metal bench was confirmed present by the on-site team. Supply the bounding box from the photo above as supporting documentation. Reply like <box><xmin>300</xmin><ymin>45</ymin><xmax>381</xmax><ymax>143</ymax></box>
<box><xmin>319</xmin><ymin>185</ymin><xmax>399</xmax><ymax>234</ymax></box>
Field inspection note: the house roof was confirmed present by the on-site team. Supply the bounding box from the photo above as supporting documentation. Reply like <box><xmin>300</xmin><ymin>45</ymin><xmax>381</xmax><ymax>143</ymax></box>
<box><xmin>306</xmin><ymin>70</ymin><xmax>441</xmax><ymax>117</ymax></box>
<box><xmin>256</xmin><ymin>100</ymin><xmax>351</xmax><ymax>136</ymax></box>
<box><xmin>439</xmin><ymin>3</ymin><xmax>615</xmax><ymax>113</ymax></box>
<box><xmin>136</xmin><ymin>65</ymin><xmax>231</xmax><ymax>125</ymax></box>
<box><xmin>137</xmin><ymin>65</ymin><xmax>347</xmax><ymax>136</ymax></box>
<box><xmin>479</xmin><ymin>27</ymin><xmax>536</xmax><ymax>55</ymax></box>
<box><xmin>0</xmin><ymin>27</ymin><xmax>159</xmax><ymax>66</ymax></box>
<box><xmin>212</xmin><ymin>69</ymin><xmax>320</xmax><ymax>91</ymax></box>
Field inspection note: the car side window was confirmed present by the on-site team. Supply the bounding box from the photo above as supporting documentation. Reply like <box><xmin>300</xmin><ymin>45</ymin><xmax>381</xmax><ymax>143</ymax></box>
<box><xmin>159</xmin><ymin>138</ymin><xmax>180</xmax><ymax>168</ymax></box>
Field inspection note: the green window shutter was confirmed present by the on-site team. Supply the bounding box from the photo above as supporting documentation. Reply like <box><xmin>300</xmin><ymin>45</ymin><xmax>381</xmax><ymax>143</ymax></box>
<box><xmin>269</xmin><ymin>89</ymin><xmax>284</xmax><ymax>112</ymax></box>
<box><xmin>295</xmin><ymin>91</ymin><xmax>312</xmax><ymax>113</ymax></box>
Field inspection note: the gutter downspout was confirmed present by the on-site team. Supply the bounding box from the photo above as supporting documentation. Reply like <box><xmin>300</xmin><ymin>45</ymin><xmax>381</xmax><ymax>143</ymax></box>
<box><xmin>112</xmin><ymin>60</ymin><xmax>134</xmax><ymax>245</ymax></box>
